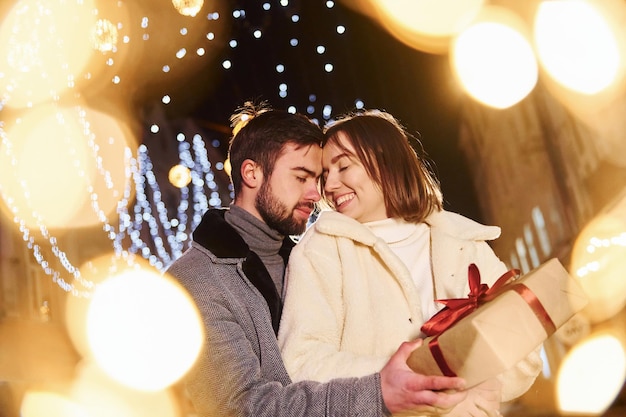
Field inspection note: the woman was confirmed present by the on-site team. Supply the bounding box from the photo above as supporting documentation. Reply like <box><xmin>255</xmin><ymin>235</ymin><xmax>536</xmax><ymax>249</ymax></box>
<box><xmin>277</xmin><ymin>110</ymin><xmax>542</xmax><ymax>415</ymax></box>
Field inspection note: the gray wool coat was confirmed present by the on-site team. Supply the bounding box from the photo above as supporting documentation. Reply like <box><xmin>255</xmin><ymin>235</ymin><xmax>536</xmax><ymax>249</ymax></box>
<box><xmin>166</xmin><ymin>208</ymin><xmax>388</xmax><ymax>417</ymax></box>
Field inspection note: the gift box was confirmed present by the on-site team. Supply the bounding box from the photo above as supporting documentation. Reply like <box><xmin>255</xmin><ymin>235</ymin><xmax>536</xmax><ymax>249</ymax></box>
<box><xmin>407</xmin><ymin>258</ymin><xmax>588</xmax><ymax>388</ymax></box>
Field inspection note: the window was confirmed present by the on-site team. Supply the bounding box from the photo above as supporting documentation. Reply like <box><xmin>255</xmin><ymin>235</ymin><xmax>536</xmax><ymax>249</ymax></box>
<box><xmin>524</xmin><ymin>224</ymin><xmax>540</xmax><ymax>268</ymax></box>
<box><xmin>515</xmin><ymin>238</ymin><xmax>531</xmax><ymax>273</ymax></box>
<box><xmin>532</xmin><ymin>206</ymin><xmax>552</xmax><ymax>256</ymax></box>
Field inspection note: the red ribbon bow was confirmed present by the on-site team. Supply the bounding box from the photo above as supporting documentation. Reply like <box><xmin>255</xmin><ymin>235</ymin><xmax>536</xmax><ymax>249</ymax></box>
<box><xmin>421</xmin><ymin>264</ymin><xmax>520</xmax><ymax>337</ymax></box>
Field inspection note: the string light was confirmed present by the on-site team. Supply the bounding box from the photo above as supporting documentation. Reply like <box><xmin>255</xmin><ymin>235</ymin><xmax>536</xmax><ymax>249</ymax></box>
<box><xmin>1</xmin><ymin>114</ymin><xmax>103</xmax><ymax>298</ymax></box>
<box><xmin>1</xmin><ymin>0</ymin><xmax>357</xmax><ymax>297</ymax></box>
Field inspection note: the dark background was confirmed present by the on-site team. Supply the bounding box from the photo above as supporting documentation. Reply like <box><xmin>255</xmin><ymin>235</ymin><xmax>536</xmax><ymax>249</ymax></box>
<box><xmin>132</xmin><ymin>0</ymin><xmax>483</xmax><ymax>222</ymax></box>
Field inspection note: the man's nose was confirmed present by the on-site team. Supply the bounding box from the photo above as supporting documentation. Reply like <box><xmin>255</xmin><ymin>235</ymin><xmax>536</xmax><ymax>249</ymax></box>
<box><xmin>305</xmin><ymin>181</ymin><xmax>321</xmax><ymax>202</ymax></box>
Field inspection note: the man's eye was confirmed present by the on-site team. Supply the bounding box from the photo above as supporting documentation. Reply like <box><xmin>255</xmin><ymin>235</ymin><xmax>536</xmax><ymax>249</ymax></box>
<box><xmin>297</xmin><ymin>177</ymin><xmax>307</xmax><ymax>183</ymax></box>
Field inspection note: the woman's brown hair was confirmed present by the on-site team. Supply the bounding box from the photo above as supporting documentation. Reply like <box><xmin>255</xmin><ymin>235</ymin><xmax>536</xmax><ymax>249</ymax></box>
<box><xmin>323</xmin><ymin>110</ymin><xmax>443</xmax><ymax>223</ymax></box>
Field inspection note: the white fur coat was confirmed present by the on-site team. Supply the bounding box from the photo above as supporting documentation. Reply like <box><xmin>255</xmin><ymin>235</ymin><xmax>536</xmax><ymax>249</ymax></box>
<box><xmin>278</xmin><ymin>210</ymin><xmax>542</xmax><ymax>402</ymax></box>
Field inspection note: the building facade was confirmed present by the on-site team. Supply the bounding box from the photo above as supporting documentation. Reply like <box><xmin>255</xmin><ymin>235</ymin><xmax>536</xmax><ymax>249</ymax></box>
<box><xmin>458</xmin><ymin>82</ymin><xmax>626</xmax><ymax>273</ymax></box>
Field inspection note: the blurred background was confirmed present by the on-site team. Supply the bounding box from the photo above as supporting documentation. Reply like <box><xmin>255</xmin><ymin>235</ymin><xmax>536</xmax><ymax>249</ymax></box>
<box><xmin>1</xmin><ymin>0</ymin><xmax>626</xmax><ymax>416</ymax></box>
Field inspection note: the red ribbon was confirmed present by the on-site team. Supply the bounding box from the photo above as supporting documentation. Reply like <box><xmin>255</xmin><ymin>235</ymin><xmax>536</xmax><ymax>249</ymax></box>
<box><xmin>421</xmin><ymin>264</ymin><xmax>519</xmax><ymax>337</ymax></box>
<box><xmin>511</xmin><ymin>284</ymin><xmax>556</xmax><ymax>335</ymax></box>
<box><xmin>420</xmin><ymin>264</ymin><xmax>557</xmax><ymax>378</ymax></box>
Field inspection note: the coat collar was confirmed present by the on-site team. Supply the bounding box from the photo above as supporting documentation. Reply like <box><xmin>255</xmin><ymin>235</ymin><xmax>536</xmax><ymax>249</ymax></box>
<box><xmin>192</xmin><ymin>208</ymin><xmax>295</xmax><ymax>334</ymax></box>
<box><xmin>312</xmin><ymin>209</ymin><xmax>501</xmax><ymax>243</ymax></box>
<box><xmin>193</xmin><ymin>208</ymin><xmax>249</xmax><ymax>257</ymax></box>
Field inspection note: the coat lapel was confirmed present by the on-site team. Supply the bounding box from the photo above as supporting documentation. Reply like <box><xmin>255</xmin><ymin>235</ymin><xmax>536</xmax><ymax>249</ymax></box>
<box><xmin>193</xmin><ymin>209</ymin><xmax>292</xmax><ymax>335</ymax></box>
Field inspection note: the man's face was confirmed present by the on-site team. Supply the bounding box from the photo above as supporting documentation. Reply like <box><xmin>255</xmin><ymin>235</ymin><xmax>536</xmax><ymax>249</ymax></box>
<box><xmin>255</xmin><ymin>143</ymin><xmax>322</xmax><ymax>235</ymax></box>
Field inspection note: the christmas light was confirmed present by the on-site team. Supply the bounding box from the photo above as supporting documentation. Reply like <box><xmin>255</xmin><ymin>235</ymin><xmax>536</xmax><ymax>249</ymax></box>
<box><xmin>0</xmin><ymin>0</ymin><xmax>358</xmax><ymax>297</ymax></box>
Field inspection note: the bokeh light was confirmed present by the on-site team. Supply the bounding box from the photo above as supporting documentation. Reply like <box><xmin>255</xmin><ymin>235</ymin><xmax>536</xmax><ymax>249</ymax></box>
<box><xmin>168</xmin><ymin>164</ymin><xmax>193</xmax><ymax>188</ymax></box>
<box><xmin>570</xmin><ymin>212</ymin><xmax>626</xmax><ymax>324</ymax></box>
<box><xmin>0</xmin><ymin>104</ymin><xmax>96</xmax><ymax>229</ymax></box>
<box><xmin>556</xmin><ymin>331</ymin><xmax>626</xmax><ymax>414</ymax></box>
<box><xmin>21</xmin><ymin>391</ymin><xmax>87</xmax><ymax>417</ymax></box>
<box><xmin>451</xmin><ymin>7</ymin><xmax>537</xmax><ymax>109</ymax></box>
<box><xmin>92</xmin><ymin>19</ymin><xmax>119</xmax><ymax>53</ymax></box>
<box><xmin>0</xmin><ymin>0</ymin><xmax>97</xmax><ymax>108</ymax></box>
<box><xmin>65</xmin><ymin>252</ymin><xmax>138</xmax><ymax>358</ymax></box>
<box><xmin>534</xmin><ymin>0</ymin><xmax>621</xmax><ymax>95</ymax></box>
<box><xmin>71</xmin><ymin>360</ymin><xmax>181</xmax><ymax>417</ymax></box>
<box><xmin>0</xmin><ymin>103</ymin><xmax>133</xmax><ymax>230</ymax></box>
<box><xmin>371</xmin><ymin>0</ymin><xmax>484</xmax><ymax>54</ymax></box>
<box><xmin>172</xmin><ymin>0</ymin><xmax>204</xmax><ymax>17</ymax></box>
<box><xmin>86</xmin><ymin>263</ymin><xmax>203</xmax><ymax>391</ymax></box>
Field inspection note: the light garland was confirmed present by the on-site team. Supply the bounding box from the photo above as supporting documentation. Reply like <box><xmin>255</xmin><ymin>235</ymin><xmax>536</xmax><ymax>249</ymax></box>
<box><xmin>1</xmin><ymin>116</ymin><xmax>98</xmax><ymax>298</ymax></box>
<box><xmin>1</xmin><ymin>0</ymin><xmax>364</xmax><ymax>297</ymax></box>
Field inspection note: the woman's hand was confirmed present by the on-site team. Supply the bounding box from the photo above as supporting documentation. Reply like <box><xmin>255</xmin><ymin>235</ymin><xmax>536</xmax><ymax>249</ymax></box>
<box><xmin>444</xmin><ymin>377</ymin><xmax>502</xmax><ymax>417</ymax></box>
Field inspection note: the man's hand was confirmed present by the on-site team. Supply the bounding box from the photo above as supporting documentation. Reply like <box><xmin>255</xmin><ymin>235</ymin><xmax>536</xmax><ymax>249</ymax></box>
<box><xmin>380</xmin><ymin>339</ymin><xmax>467</xmax><ymax>416</ymax></box>
<box><xmin>445</xmin><ymin>377</ymin><xmax>502</xmax><ymax>417</ymax></box>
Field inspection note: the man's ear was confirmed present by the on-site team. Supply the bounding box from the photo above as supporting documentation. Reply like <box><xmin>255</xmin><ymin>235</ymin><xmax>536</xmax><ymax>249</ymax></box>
<box><xmin>241</xmin><ymin>159</ymin><xmax>262</xmax><ymax>189</ymax></box>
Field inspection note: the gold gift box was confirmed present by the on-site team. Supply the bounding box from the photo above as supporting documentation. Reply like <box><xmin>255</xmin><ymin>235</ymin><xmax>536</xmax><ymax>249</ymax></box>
<box><xmin>407</xmin><ymin>258</ymin><xmax>588</xmax><ymax>387</ymax></box>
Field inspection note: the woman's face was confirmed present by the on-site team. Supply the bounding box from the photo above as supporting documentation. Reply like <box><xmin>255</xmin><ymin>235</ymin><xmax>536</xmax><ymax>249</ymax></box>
<box><xmin>322</xmin><ymin>132</ymin><xmax>387</xmax><ymax>223</ymax></box>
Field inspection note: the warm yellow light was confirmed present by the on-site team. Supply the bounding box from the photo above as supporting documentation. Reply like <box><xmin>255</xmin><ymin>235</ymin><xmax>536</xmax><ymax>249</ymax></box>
<box><xmin>556</xmin><ymin>332</ymin><xmax>626</xmax><ymax>414</ymax></box>
<box><xmin>0</xmin><ymin>104</ymin><xmax>94</xmax><ymax>229</ymax></box>
<box><xmin>66</xmin><ymin>253</ymin><xmax>137</xmax><ymax>358</ymax></box>
<box><xmin>86</xmin><ymin>265</ymin><xmax>203</xmax><ymax>391</ymax></box>
<box><xmin>71</xmin><ymin>360</ymin><xmax>181</xmax><ymax>417</ymax></box>
<box><xmin>168</xmin><ymin>164</ymin><xmax>192</xmax><ymax>188</ymax></box>
<box><xmin>0</xmin><ymin>103</ymin><xmax>133</xmax><ymax>230</ymax></box>
<box><xmin>534</xmin><ymin>0</ymin><xmax>621</xmax><ymax>95</ymax></box>
<box><xmin>376</xmin><ymin>0</ymin><xmax>483</xmax><ymax>37</ymax></box>
<box><xmin>570</xmin><ymin>213</ymin><xmax>626</xmax><ymax>323</ymax></box>
<box><xmin>21</xmin><ymin>391</ymin><xmax>87</xmax><ymax>417</ymax></box>
<box><xmin>172</xmin><ymin>0</ymin><xmax>204</xmax><ymax>17</ymax></box>
<box><xmin>452</xmin><ymin>8</ymin><xmax>538</xmax><ymax>109</ymax></box>
<box><xmin>92</xmin><ymin>19</ymin><xmax>119</xmax><ymax>53</ymax></box>
<box><xmin>372</xmin><ymin>0</ymin><xmax>484</xmax><ymax>53</ymax></box>
<box><xmin>0</xmin><ymin>0</ymin><xmax>98</xmax><ymax>108</ymax></box>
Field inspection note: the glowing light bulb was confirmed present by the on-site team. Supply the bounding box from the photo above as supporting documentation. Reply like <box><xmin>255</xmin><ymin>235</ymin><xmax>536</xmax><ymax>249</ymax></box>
<box><xmin>168</xmin><ymin>164</ymin><xmax>192</xmax><ymax>188</ymax></box>
<box><xmin>171</xmin><ymin>0</ymin><xmax>204</xmax><ymax>17</ymax></box>
<box><xmin>87</xmin><ymin>266</ymin><xmax>203</xmax><ymax>390</ymax></box>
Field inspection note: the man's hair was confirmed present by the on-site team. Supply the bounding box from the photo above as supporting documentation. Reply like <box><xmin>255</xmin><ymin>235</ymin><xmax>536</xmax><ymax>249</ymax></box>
<box><xmin>323</xmin><ymin>110</ymin><xmax>443</xmax><ymax>223</ymax></box>
<box><xmin>228</xmin><ymin>101</ymin><xmax>324</xmax><ymax>196</ymax></box>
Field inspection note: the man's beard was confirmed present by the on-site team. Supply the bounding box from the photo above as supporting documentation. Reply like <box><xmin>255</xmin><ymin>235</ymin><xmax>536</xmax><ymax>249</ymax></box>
<box><xmin>255</xmin><ymin>180</ymin><xmax>311</xmax><ymax>236</ymax></box>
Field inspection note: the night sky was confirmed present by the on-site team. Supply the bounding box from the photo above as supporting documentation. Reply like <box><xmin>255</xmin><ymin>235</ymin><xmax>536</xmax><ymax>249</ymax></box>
<box><xmin>135</xmin><ymin>0</ymin><xmax>483</xmax><ymax>222</ymax></box>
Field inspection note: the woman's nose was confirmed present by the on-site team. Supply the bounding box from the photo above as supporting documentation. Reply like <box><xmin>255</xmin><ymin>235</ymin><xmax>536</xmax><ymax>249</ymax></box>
<box><xmin>323</xmin><ymin>173</ymin><xmax>338</xmax><ymax>193</ymax></box>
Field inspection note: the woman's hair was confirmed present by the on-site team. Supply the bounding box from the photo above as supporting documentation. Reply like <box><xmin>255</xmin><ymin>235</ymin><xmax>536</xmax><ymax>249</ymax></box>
<box><xmin>323</xmin><ymin>110</ymin><xmax>443</xmax><ymax>223</ymax></box>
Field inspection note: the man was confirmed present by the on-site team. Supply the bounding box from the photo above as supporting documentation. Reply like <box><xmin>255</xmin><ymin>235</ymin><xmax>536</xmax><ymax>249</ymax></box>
<box><xmin>166</xmin><ymin>102</ymin><xmax>467</xmax><ymax>417</ymax></box>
